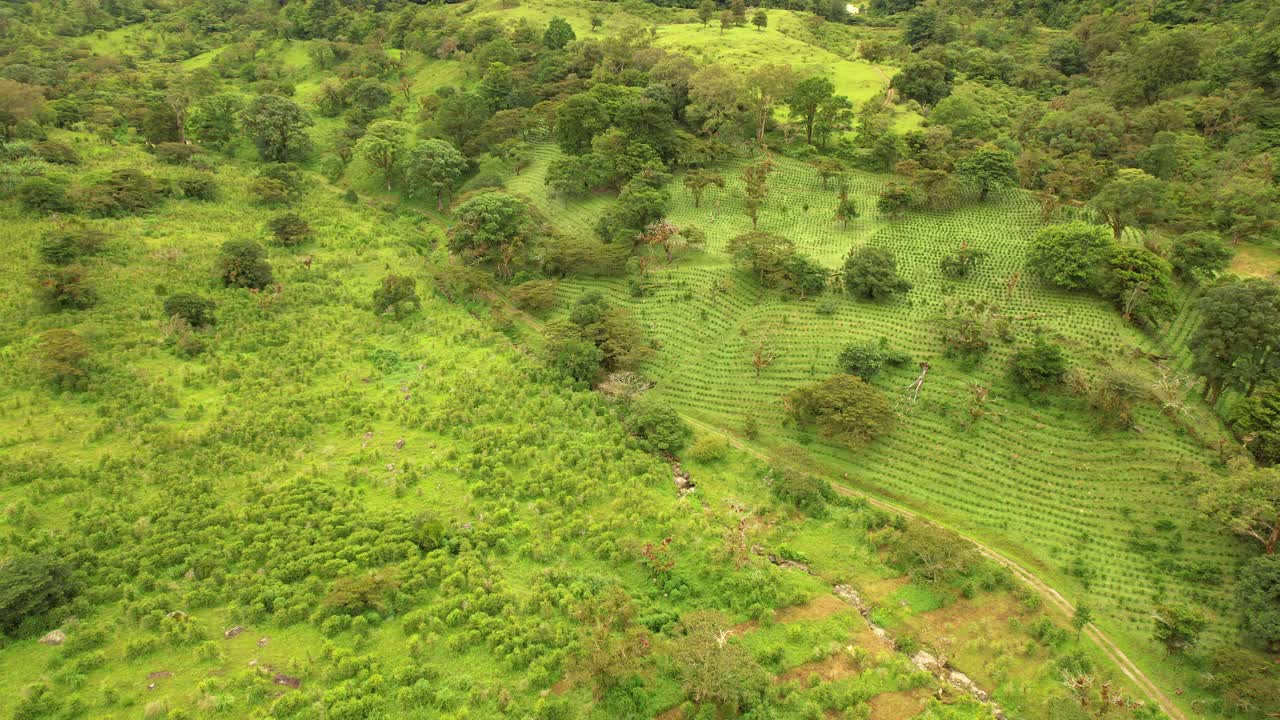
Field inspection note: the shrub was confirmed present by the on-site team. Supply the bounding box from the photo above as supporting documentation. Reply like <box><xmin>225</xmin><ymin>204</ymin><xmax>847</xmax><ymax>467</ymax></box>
<box><xmin>510</xmin><ymin>279</ymin><xmax>557</xmax><ymax>312</ymax></box>
<box><xmin>372</xmin><ymin>274</ymin><xmax>421</xmax><ymax>317</ymax></box>
<box><xmin>322</xmin><ymin>573</ymin><xmax>399</xmax><ymax>615</ymax></box>
<box><xmin>153</xmin><ymin>142</ymin><xmax>200</xmax><ymax>165</ymax></box>
<box><xmin>0</xmin><ymin>553</ymin><xmax>77</xmax><ymax>636</ymax></box>
<box><xmin>686</xmin><ymin>434</ymin><xmax>729</xmax><ymax>462</ymax></box>
<box><xmin>77</xmin><ymin>169</ymin><xmax>164</xmax><ymax>218</ymax></box>
<box><xmin>626</xmin><ymin>398</ymin><xmax>692</xmax><ymax>455</ymax></box>
<box><xmin>1230</xmin><ymin>387</ymin><xmax>1280</xmax><ymax>466</ymax></box>
<box><xmin>1010</xmin><ymin>339</ymin><xmax>1067</xmax><ymax>393</ymax></box>
<box><xmin>837</xmin><ymin>339</ymin><xmax>907</xmax><ymax>380</ymax></box>
<box><xmin>842</xmin><ymin>246</ymin><xmax>911</xmax><ymax>300</ymax></box>
<box><xmin>163</xmin><ymin>293</ymin><xmax>216</xmax><ymax>328</ymax></box>
<box><xmin>35</xmin><ymin>265</ymin><xmax>97</xmax><ymax>311</ymax></box>
<box><xmin>172</xmin><ymin>174</ymin><xmax>218</xmax><ymax>201</ymax></box>
<box><xmin>17</xmin><ymin>177</ymin><xmax>74</xmax><ymax>215</ymax></box>
<box><xmin>37</xmin><ymin>225</ymin><xmax>106</xmax><ymax>265</ymax></box>
<box><xmin>216</xmin><ymin>240</ymin><xmax>273</xmax><ymax>289</ymax></box>
<box><xmin>770</xmin><ymin>472</ymin><xmax>835</xmax><ymax>517</ymax></box>
<box><xmin>249</xmin><ymin>177</ymin><xmax>290</xmax><ymax>205</ymax></box>
<box><xmin>33</xmin><ymin>330</ymin><xmax>91</xmax><ymax>389</ymax></box>
<box><xmin>33</xmin><ymin>140</ymin><xmax>79</xmax><ymax>165</ymax></box>
<box><xmin>266</xmin><ymin>212</ymin><xmax>312</xmax><ymax>246</ymax></box>
<box><xmin>1027</xmin><ymin>222</ymin><xmax>1112</xmax><ymax>290</ymax></box>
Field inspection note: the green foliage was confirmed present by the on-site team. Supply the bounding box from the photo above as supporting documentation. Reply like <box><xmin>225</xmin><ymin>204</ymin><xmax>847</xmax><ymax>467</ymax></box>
<box><xmin>1099</xmin><ymin>246</ymin><xmax>1175</xmax><ymax>328</ymax></box>
<box><xmin>784</xmin><ymin>374</ymin><xmax>895</xmax><ymax>446</ymax></box>
<box><xmin>76</xmin><ymin>168</ymin><xmax>164</xmax><ymax>218</ymax></box>
<box><xmin>543</xmin><ymin>16</ymin><xmax>575</xmax><ymax>49</ymax></box>
<box><xmin>266</xmin><ymin>212</ymin><xmax>312</xmax><ymax>246</ymax></box>
<box><xmin>1027</xmin><ymin>222</ymin><xmax>1112</xmax><ymax>290</ymax></box>
<box><xmin>939</xmin><ymin>244</ymin><xmax>988</xmax><ymax>279</ymax></box>
<box><xmin>1191</xmin><ymin>279</ymin><xmax>1280</xmax><ymax>403</ymax></box>
<box><xmin>18</xmin><ymin>176</ymin><xmax>74</xmax><ymax>214</ymax></box>
<box><xmin>1231</xmin><ymin>388</ymin><xmax>1280</xmax><ymax>466</ymax></box>
<box><xmin>35</xmin><ymin>264</ymin><xmax>97</xmax><ymax>311</ymax></box>
<box><xmin>163</xmin><ymin>293</ymin><xmax>216</xmax><ymax>328</ymax></box>
<box><xmin>954</xmin><ymin>147</ymin><xmax>1017</xmax><ymax>201</ymax></box>
<box><xmin>842</xmin><ymin>246</ymin><xmax>911</xmax><ymax>300</ymax></box>
<box><xmin>1010</xmin><ymin>339</ymin><xmax>1068</xmax><ymax>393</ymax></box>
<box><xmin>890</xmin><ymin>59</ymin><xmax>953</xmax><ymax>107</ymax></box>
<box><xmin>1169</xmin><ymin>231</ymin><xmax>1232</xmax><ymax>284</ymax></box>
<box><xmin>1152</xmin><ymin>601</ymin><xmax>1207</xmax><ymax>654</ymax></box>
<box><xmin>403</xmin><ymin>139</ymin><xmax>467</xmax><ymax>211</ymax></box>
<box><xmin>837</xmin><ymin>339</ymin><xmax>908</xmax><ymax>380</ymax></box>
<box><xmin>0</xmin><ymin>554</ymin><xmax>76</xmax><ymax>636</ymax></box>
<box><xmin>37</xmin><ymin>225</ymin><xmax>105</xmax><ymax>265</ymax></box>
<box><xmin>625</xmin><ymin>397</ymin><xmax>692</xmax><ymax>454</ymax></box>
<box><xmin>216</xmin><ymin>239</ymin><xmax>274</xmax><ymax>290</ymax></box>
<box><xmin>770</xmin><ymin>471</ymin><xmax>837</xmax><ymax>517</ymax></box>
<box><xmin>241</xmin><ymin>94</ymin><xmax>312</xmax><ymax>163</ymax></box>
<box><xmin>885</xmin><ymin>518</ymin><xmax>977</xmax><ymax>585</ymax></box>
<box><xmin>1238</xmin><ymin>554</ymin><xmax>1280</xmax><ymax>651</ymax></box>
<box><xmin>448</xmin><ymin>191</ymin><xmax>534</xmax><ymax>278</ymax></box>
<box><xmin>371</xmin><ymin>274</ymin><xmax>421</xmax><ymax>317</ymax></box>
<box><xmin>509</xmin><ymin>279</ymin><xmax>557</xmax><ymax>312</ymax></box>
<box><xmin>32</xmin><ymin>329</ymin><xmax>91</xmax><ymax>390</ymax></box>
<box><xmin>686</xmin><ymin>434</ymin><xmax>729</xmax><ymax>462</ymax></box>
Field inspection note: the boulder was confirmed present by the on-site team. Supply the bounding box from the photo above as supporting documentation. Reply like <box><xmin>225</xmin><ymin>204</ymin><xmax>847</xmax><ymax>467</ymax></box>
<box><xmin>38</xmin><ymin>630</ymin><xmax>66</xmax><ymax>646</ymax></box>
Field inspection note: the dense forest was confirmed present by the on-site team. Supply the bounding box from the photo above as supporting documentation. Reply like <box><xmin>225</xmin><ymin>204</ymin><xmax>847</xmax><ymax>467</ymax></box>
<box><xmin>2</xmin><ymin>0</ymin><xmax>1279</xmax><ymax>718</ymax></box>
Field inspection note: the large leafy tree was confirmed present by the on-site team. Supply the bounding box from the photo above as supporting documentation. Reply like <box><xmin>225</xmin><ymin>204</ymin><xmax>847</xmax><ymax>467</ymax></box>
<box><xmin>669</xmin><ymin>611</ymin><xmax>770</xmax><ymax>713</ymax></box>
<box><xmin>0</xmin><ymin>554</ymin><xmax>76</xmax><ymax>636</ymax></box>
<box><xmin>1100</xmin><ymin>246</ymin><xmax>1175</xmax><ymax>328</ymax></box>
<box><xmin>1190</xmin><ymin>279</ymin><xmax>1280</xmax><ymax>402</ymax></box>
<box><xmin>954</xmin><ymin>147</ymin><xmax>1017</xmax><ymax>201</ymax></box>
<box><xmin>240</xmin><ymin>94</ymin><xmax>313</xmax><ymax>162</ymax></box>
<box><xmin>1026</xmin><ymin>222</ymin><xmax>1112</xmax><ymax>290</ymax></box>
<box><xmin>543</xmin><ymin>16</ymin><xmax>576</xmax><ymax>49</ymax></box>
<box><xmin>447</xmin><ymin>192</ymin><xmax>534</xmax><ymax>279</ymax></box>
<box><xmin>554</xmin><ymin>93</ymin><xmax>611</xmax><ymax>154</ymax></box>
<box><xmin>786</xmin><ymin>75</ymin><xmax>835</xmax><ymax>145</ymax></box>
<box><xmin>1197</xmin><ymin>462</ymin><xmax>1280</xmax><ymax>555</ymax></box>
<box><xmin>784</xmin><ymin>374</ymin><xmax>896</xmax><ymax>446</ymax></box>
<box><xmin>743</xmin><ymin>64</ymin><xmax>796</xmax><ymax>145</ymax></box>
<box><xmin>355</xmin><ymin>120</ymin><xmax>411</xmax><ymax>190</ymax></box>
<box><xmin>843</xmin><ymin>246</ymin><xmax>911</xmax><ymax>300</ymax></box>
<box><xmin>890</xmin><ymin>59</ymin><xmax>953</xmax><ymax>107</ymax></box>
<box><xmin>1238</xmin><ymin>554</ymin><xmax>1280</xmax><ymax>650</ymax></box>
<box><xmin>1232</xmin><ymin>388</ymin><xmax>1280</xmax><ymax>466</ymax></box>
<box><xmin>1170</xmin><ymin>231</ymin><xmax>1233</xmax><ymax>284</ymax></box>
<box><xmin>1089</xmin><ymin>168</ymin><xmax>1166</xmax><ymax>239</ymax></box>
<box><xmin>403</xmin><ymin>139</ymin><xmax>468</xmax><ymax>210</ymax></box>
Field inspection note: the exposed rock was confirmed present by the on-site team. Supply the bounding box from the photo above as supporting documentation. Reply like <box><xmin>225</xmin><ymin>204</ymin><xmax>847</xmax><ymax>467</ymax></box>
<box><xmin>38</xmin><ymin>630</ymin><xmax>65</xmax><ymax>646</ymax></box>
<box><xmin>911</xmin><ymin>650</ymin><xmax>942</xmax><ymax>674</ymax></box>
<box><xmin>833</xmin><ymin>585</ymin><xmax>869</xmax><ymax>616</ymax></box>
<box><xmin>257</xmin><ymin>637</ymin><xmax>269</xmax><ymax>647</ymax></box>
<box><xmin>224</xmin><ymin>626</ymin><xmax>244</xmax><ymax>639</ymax></box>
<box><xmin>273</xmin><ymin>674</ymin><xmax>301</xmax><ymax>689</ymax></box>
<box><xmin>671</xmin><ymin>462</ymin><xmax>695</xmax><ymax>497</ymax></box>
<box><xmin>166</xmin><ymin>611</ymin><xmax>189</xmax><ymax>622</ymax></box>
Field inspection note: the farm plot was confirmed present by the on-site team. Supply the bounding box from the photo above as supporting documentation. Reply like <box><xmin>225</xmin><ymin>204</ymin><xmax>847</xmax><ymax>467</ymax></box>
<box><xmin>509</xmin><ymin>143</ymin><xmax>1246</xmax><ymax>664</ymax></box>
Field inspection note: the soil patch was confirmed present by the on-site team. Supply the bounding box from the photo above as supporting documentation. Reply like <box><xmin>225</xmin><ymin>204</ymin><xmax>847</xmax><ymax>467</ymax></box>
<box><xmin>868</xmin><ymin>688</ymin><xmax>933</xmax><ymax>720</ymax></box>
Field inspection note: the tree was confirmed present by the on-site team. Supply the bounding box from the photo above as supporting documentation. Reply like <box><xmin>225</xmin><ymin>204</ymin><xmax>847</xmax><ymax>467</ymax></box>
<box><xmin>669</xmin><ymin>611</ymin><xmax>770</xmax><ymax>713</ymax></box>
<box><xmin>954</xmin><ymin>147</ymin><xmax>1017</xmax><ymax>201</ymax></box>
<box><xmin>752</xmin><ymin>9</ymin><xmax>767</xmax><ymax>31</ymax></box>
<box><xmin>436</xmin><ymin>91</ymin><xmax>492</xmax><ymax>152</ymax></box>
<box><xmin>785</xmin><ymin>374</ymin><xmax>895</xmax><ymax>446</ymax></box>
<box><xmin>1190</xmin><ymin>279</ymin><xmax>1280</xmax><ymax>403</ymax></box>
<box><xmin>189</xmin><ymin>93</ymin><xmax>242</xmax><ymax>151</ymax></box>
<box><xmin>554</xmin><ymin>93</ymin><xmax>611</xmax><ymax>154</ymax></box>
<box><xmin>935</xmin><ymin>298</ymin><xmax>1007</xmax><ymax>359</ymax></box>
<box><xmin>372</xmin><ymin>274</ymin><xmax>421</xmax><ymax>317</ymax></box>
<box><xmin>786</xmin><ymin>75</ymin><xmax>834</xmax><ymax>145</ymax></box>
<box><xmin>1010</xmin><ymin>339</ymin><xmax>1067</xmax><ymax>393</ymax></box>
<box><xmin>1238</xmin><ymin>554</ymin><xmax>1280</xmax><ymax>650</ymax></box>
<box><xmin>240</xmin><ymin>94</ymin><xmax>313</xmax><ymax>162</ymax></box>
<box><xmin>838</xmin><ymin>339</ymin><xmax>907</xmax><ymax>380</ymax></box>
<box><xmin>550</xmin><ymin>291</ymin><xmax>650</xmax><ymax>372</ymax></box>
<box><xmin>1152</xmin><ymin>602</ymin><xmax>1207</xmax><ymax>655</ymax></box>
<box><xmin>743</xmin><ymin>65</ymin><xmax>795</xmax><ymax>145</ymax></box>
<box><xmin>1170</xmin><ymin>231</ymin><xmax>1233</xmax><ymax>284</ymax></box>
<box><xmin>939</xmin><ymin>243</ymin><xmax>988</xmax><ymax>279</ymax></box>
<box><xmin>728</xmin><ymin>231</ymin><xmax>794</xmax><ymax>281</ymax></box>
<box><xmin>1232</xmin><ymin>388</ymin><xmax>1280</xmax><ymax>466</ymax></box>
<box><xmin>813</xmin><ymin>93</ymin><xmax>854</xmax><ymax>148</ymax></box>
<box><xmin>1212</xmin><ymin>175</ymin><xmax>1280</xmax><ymax>246</ymax></box>
<box><xmin>17</xmin><ymin>178</ymin><xmax>73</xmax><ymax>215</ymax></box>
<box><xmin>688</xmin><ymin>64</ymin><xmax>743</xmax><ymax>137</ymax></box>
<box><xmin>1197</xmin><ymin>462</ymin><xmax>1280</xmax><ymax>555</ymax></box>
<box><xmin>683</xmin><ymin>170</ymin><xmax>725</xmax><ymax>208</ymax></box>
<box><xmin>548</xmin><ymin>337</ymin><xmax>604</xmax><ymax>383</ymax></box>
<box><xmin>0</xmin><ymin>79</ymin><xmax>45</xmax><ymax>139</ymax></box>
<box><xmin>447</xmin><ymin>192</ymin><xmax>533</xmax><ymax>279</ymax></box>
<box><xmin>1045</xmin><ymin>36</ymin><xmax>1086</xmax><ymax>76</ymax></box>
<box><xmin>626</xmin><ymin>398</ymin><xmax>692</xmax><ymax>454</ymax></box>
<box><xmin>1090</xmin><ymin>169</ymin><xmax>1166</xmax><ymax>239</ymax></box>
<box><xmin>1026</xmin><ymin>222</ymin><xmax>1112</xmax><ymax>290</ymax></box>
<box><xmin>843</xmin><ymin>246</ymin><xmax>911</xmax><ymax>300</ymax></box>
<box><xmin>597</xmin><ymin>180</ymin><xmax>669</xmax><ymax>245</ymax></box>
<box><xmin>1100</xmin><ymin>247</ymin><xmax>1175</xmax><ymax>327</ymax></box>
<box><xmin>835</xmin><ymin>193</ymin><xmax>860</xmax><ymax>229</ymax></box>
<box><xmin>1071</xmin><ymin>604</ymin><xmax>1094</xmax><ymax>638</ymax></box>
<box><xmin>217</xmin><ymin>240</ymin><xmax>274</xmax><ymax>290</ymax></box>
<box><xmin>403</xmin><ymin>139</ymin><xmax>467</xmax><ymax>211</ymax></box>
<box><xmin>355</xmin><ymin>120</ymin><xmax>411</xmax><ymax>190</ymax></box>
<box><xmin>741</xmin><ymin>155</ymin><xmax>772</xmax><ymax>229</ymax></box>
<box><xmin>890</xmin><ymin>60</ymin><xmax>952</xmax><ymax>107</ymax></box>
<box><xmin>38</xmin><ymin>226</ymin><xmax>105</xmax><ymax>266</ymax></box>
<box><xmin>33</xmin><ymin>330</ymin><xmax>92</xmax><ymax>390</ymax></box>
<box><xmin>698</xmin><ymin>0</ymin><xmax>715</xmax><ymax>26</ymax></box>
<box><xmin>266</xmin><ymin>212</ymin><xmax>312</xmax><ymax>246</ymax></box>
<box><xmin>886</xmin><ymin>519</ymin><xmax>976</xmax><ymax>584</ymax></box>
<box><xmin>0</xmin><ymin>554</ymin><xmax>76</xmax><ymax>636</ymax></box>
<box><xmin>163</xmin><ymin>294</ymin><xmax>216</xmax><ymax>328</ymax></box>
<box><xmin>36</xmin><ymin>265</ymin><xmax>96</xmax><ymax>311</ymax></box>
<box><xmin>544</xmin><ymin>16</ymin><xmax>576</xmax><ymax>49</ymax></box>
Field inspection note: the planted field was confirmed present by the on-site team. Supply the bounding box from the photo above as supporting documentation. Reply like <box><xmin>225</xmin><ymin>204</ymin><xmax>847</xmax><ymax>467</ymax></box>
<box><xmin>508</xmin><ymin>144</ymin><xmax>1247</xmax><ymax>681</ymax></box>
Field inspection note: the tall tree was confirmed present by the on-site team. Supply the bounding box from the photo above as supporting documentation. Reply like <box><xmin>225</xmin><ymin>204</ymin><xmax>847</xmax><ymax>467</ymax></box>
<box><xmin>355</xmin><ymin>120</ymin><xmax>411</xmax><ymax>190</ymax></box>
<box><xmin>741</xmin><ymin>155</ymin><xmax>773</xmax><ymax>230</ymax></box>
<box><xmin>683</xmin><ymin>169</ymin><xmax>725</xmax><ymax>208</ymax></box>
<box><xmin>448</xmin><ymin>192</ymin><xmax>534</xmax><ymax>279</ymax></box>
<box><xmin>843</xmin><ymin>246</ymin><xmax>912</xmax><ymax>300</ymax></box>
<box><xmin>543</xmin><ymin>16</ymin><xmax>576</xmax><ymax>49</ymax></box>
<box><xmin>954</xmin><ymin>147</ymin><xmax>1018</xmax><ymax>201</ymax></box>
<box><xmin>743</xmin><ymin>64</ymin><xmax>796</xmax><ymax>145</ymax></box>
<box><xmin>1090</xmin><ymin>168</ymin><xmax>1166</xmax><ymax>239</ymax></box>
<box><xmin>786</xmin><ymin>75</ymin><xmax>835</xmax><ymax>145</ymax></box>
<box><xmin>1190</xmin><ymin>279</ymin><xmax>1280</xmax><ymax>402</ymax></box>
<box><xmin>241</xmin><ymin>95</ymin><xmax>313</xmax><ymax>162</ymax></box>
<box><xmin>403</xmin><ymin>139</ymin><xmax>468</xmax><ymax>210</ymax></box>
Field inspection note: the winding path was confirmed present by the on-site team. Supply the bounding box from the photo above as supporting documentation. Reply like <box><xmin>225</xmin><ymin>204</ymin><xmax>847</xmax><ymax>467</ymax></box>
<box><xmin>679</xmin><ymin>414</ymin><xmax>1188</xmax><ymax>720</ymax></box>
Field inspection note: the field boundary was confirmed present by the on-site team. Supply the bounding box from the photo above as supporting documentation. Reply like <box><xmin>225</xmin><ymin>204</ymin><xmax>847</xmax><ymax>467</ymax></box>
<box><xmin>679</xmin><ymin>414</ymin><xmax>1189</xmax><ymax>720</ymax></box>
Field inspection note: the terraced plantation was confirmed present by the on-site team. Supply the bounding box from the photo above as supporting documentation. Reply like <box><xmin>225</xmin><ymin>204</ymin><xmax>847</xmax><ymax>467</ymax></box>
<box><xmin>3</xmin><ymin>0</ymin><xmax>1280</xmax><ymax>719</ymax></box>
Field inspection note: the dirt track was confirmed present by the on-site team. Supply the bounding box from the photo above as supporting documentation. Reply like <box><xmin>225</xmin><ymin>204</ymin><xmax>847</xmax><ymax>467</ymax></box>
<box><xmin>679</xmin><ymin>414</ymin><xmax>1187</xmax><ymax>720</ymax></box>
